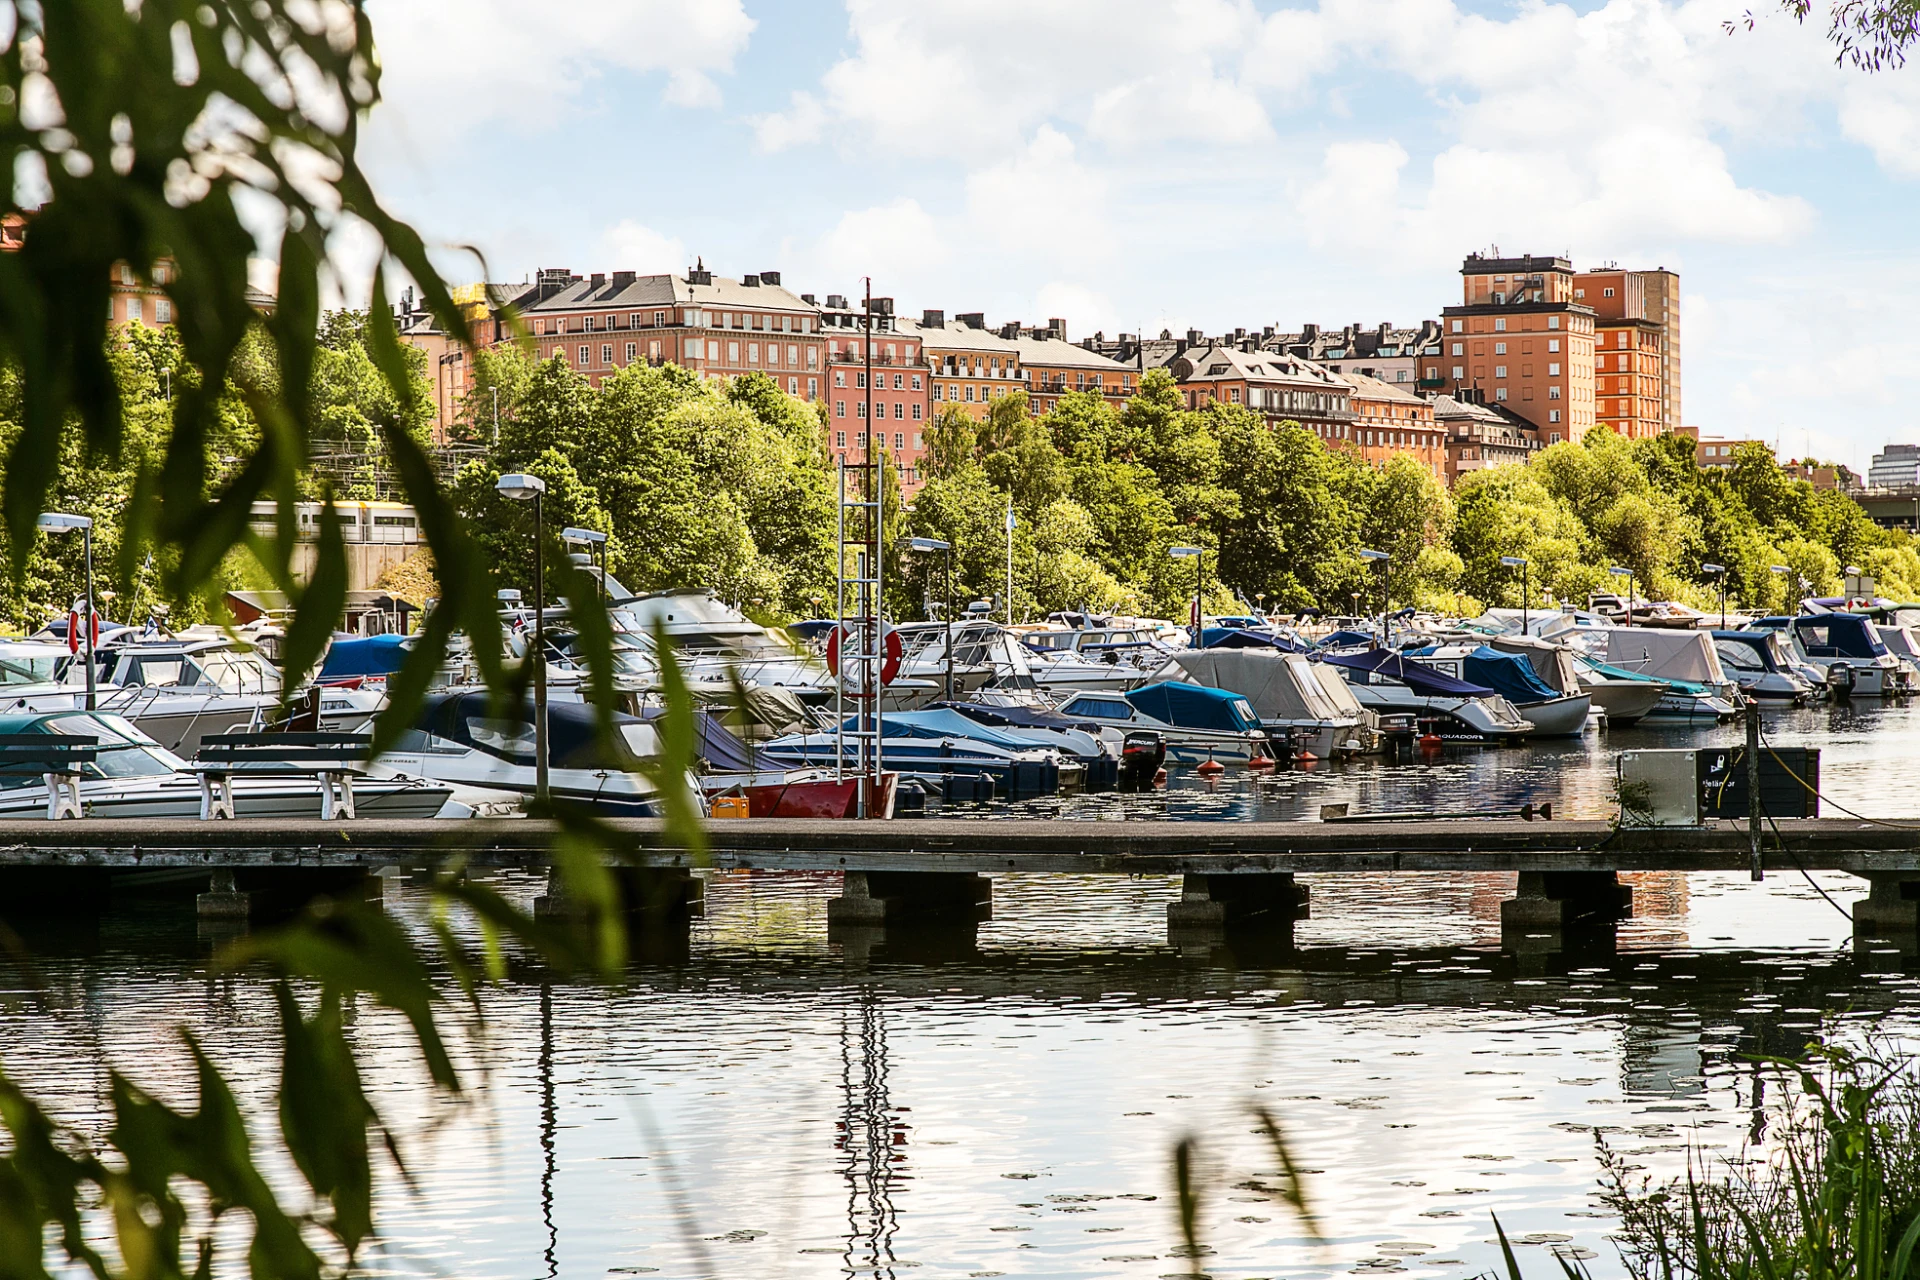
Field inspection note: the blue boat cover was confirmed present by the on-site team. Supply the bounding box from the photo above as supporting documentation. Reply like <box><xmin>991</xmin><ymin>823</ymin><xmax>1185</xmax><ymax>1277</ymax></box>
<box><xmin>1124</xmin><ymin>682</ymin><xmax>1261</xmax><ymax>732</ymax></box>
<box><xmin>320</xmin><ymin>635</ymin><xmax>411</xmax><ymax>680</ymax></box>
<box><xmin>1792</xmin><ymin>613</ymin><xmax>1886</xmax><ymax>659</ymax></box>
<box><xmin>1321</xmin><ymin>648</ymin><xmax>1496</xmax><ymax>698</ymax></box>
<box><xmin>417</xmin><ymin>691</ymin><xmax>651</xmax><ymax>770</ymax></box>
<box><xmin>1460</xmin><ymin>645</ymin><xmax>1562</xmax><ymax>704</ymax></box>
<box><xmin>639</xmin><ymin>705</ymin><xmax>758</xmax><ymax>771</ymax></box>
<box><xmin>934</xmin><ymin>701</ymin><xmax>1101</xmax><ymax>733</ymax></box>
<box><xmin>1317</xmin><ymin>629</ymin><xmax>1377</xmax><ymax>650</ymax></box>
<box><xmin>836</xmin><ymin>708</ymin><xmax>1040</xmax><ymax>750</ymax></box>
<box><xmin>1201</xmin><ymin>627</ymin><xmax>1308</xmax><ymax>652</ymax></box>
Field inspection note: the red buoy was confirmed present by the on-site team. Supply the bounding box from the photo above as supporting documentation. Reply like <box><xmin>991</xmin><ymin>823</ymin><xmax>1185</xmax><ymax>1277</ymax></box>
<box><xmin>1247</xmin><ymin>754</ymin><xmax>1276</xmax><ymax>772</ymax></box>
<box><xmin>1153</xmin><ymin>768</ymin><xmax>1168</xmax><ymax>787</ymax></box>
<box><xmin>1196</xmin><ymin>753</ymin><xmax>1226</xmax><ymax>779</ymax></box>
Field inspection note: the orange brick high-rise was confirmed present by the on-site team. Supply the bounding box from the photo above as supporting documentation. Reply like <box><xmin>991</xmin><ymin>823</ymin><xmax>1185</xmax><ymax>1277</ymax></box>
<box><xmin>1428</xmin><ymin>252</ymin><xmax>1597</xmax><ymax>445</ymax></box>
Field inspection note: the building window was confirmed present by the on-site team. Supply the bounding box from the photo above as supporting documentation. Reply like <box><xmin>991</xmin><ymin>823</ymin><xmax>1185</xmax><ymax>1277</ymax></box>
<box><xmin>685</xmin><ymin>338</ymin><xmax>703</xmax><ymax>359</ymax></box>
<box><xmin>1494</xmin><ymin>343</ymin><xmax>1507</xmax><ymax>355</ymax></box>
<box><xmin>1603</xmin><ymin>287</ymin><xmax>1615</xmax><ymax>297</ymax></box>
<box><xmin>892</xmin><ymin>373</ymin><xmax>903</xmax><ymax>390</ymax></box>
<box><xmin>748</xmin><ymin>343</ymin><xmax>759</xmax><ymax>364</ymax></box>
<box><xmin>835</xmin><ymin>372</ymin><xmax>846</xmax><ymax>387</ymax></box>
<box><xmin>1494</xmin><ymin>318</ymin><xmax>1507</xmax><ymax>332</ymax></box>
<box><xmin>965</xmin><ymin>386</ymin><xmax>975</xmax><ymax>402</ymax></box>
<box><xmin>1551</xmin><ymin>431</ymin><xmax>1562</xmax><ymax>442</ymax></box>
<box><xmin>855</xmin><ymin>372</ymin><xmax>866</xmax><ymax>389</ymax></box>
<box><xmin>649</xmin><ymin>340</ymin><xmax>661</xmax><ymax>361</ymax></box>
<box><xmin>1548</xmin><ymin>386</ymin><xmax>1562</xmax><ymax>399</ymax></box>
<box><xmin>835</xmin><ymin>402</ymin><xmax>846</xmax><ymax>418</ymax></box>
<box><xmin>1230</xmin><ymin>388</ymin><xmax>1241</xmax><ymax>403</ymax></box>
<box><xmin>728</xmin><ymin>342</ymin><xmax>740</xmax><ymax>363</ymax></box>
<box><xmin>856</xmin><ymin>402</ymin><xmax>867</xmax><ymax>419</ymax></box>
<box><xmin>598</xmin><ymin>344</ymin><xmax>610</xmax><ymax>364</ymax></box>
<box><xmin>625</xmin><ymin>342</ymin><xmax>637</xmax><ymax>363</ymax></box>
<box><xmin>1452</xmin><ymin>366</ymin><xmax>1464</xmax><ymax>380</ymax></box>
<box><xmin>1547</xmin><ymin>362</ymin><xmax>1561</xmax><ymax>376</ymax></box>
<box><xmin>912</xmin><ymin>403</ymin><xmax>923</xmax><ymax>420</ymax></box>
<box><xmin>788</xmin><ymin>345</ymin><xmax>799</xmax><ymax>365</ymax></box>
<box><xmin>836</xmin><ymin>431</ymin><xmax>846</xmax><ymax>448</ymax></box>
<box><xmin>655</xmin><ymin>312</ymin><xmax>666</xmax><ymax>327</ymax></box>
<box><xmin>579</xmin><ymin>345</ymin><xmax>590</xmax><ymax>365</ymax></box>
<box><xmin>894</xmin><ymin>432</ymin><xmax>905</xmax><ymax>449</ymax></box>
<box><xmin>808</xmin><ymin>377</ymin><xmax>818</xmax><ymax>398</ymax></box>
<box><xmin>1494</xmin><ymin>366</ymin><xmax>1507</xmax><ymax>378</ymax></box>
<box><xmin>1451</xmin><ymin>343</ymin><xmax>1463</xmax><ymax>356</ymax></box>
<box><xmin>1548</xmin><ymin>339</ymin><xmax>1560</xmax><ymax>353</ymax></box>
<box><xmin>584</xmin><ymin>316</ymin><xmax>596</xmax><ymax>332</ymax></box>
<box><xmin>911</xmin><ymin>375</ymin><xmax>922</xmax><ymax>390</ymax></box>
<box><xmin>932</xmin><ymin>384</ymin><xmax>943</xmax><ymax>401</ymax></box>
<box><xmin>154</xmin><ymin>299</ymin><xmax>172</xmax><ymax>324</ymax></box>
<box><xmin>127</xmin><ymin>299</ymin><xmax>143</xmax><ymax>324</ymax></box>
<box><xmin>1451</xmin><ymin>320</ymin><xmax>1463</xmax><ymax>333</ymax></box>
<box><xmin>606</xmin><ymin>315</ymin><xmax>616</xmax><ymax>330</ymax></box>
<box><xmin>1549</xmin><ymin>411</ymin><xmax>1561</xmax><ymax>423</ymax></box>
<box><xmin>1495</xmin><ymin>388</ymin><xmax>1508</xmax><ymax>401</ymax></box>
<box><xmin>1548</xmin><ymin>316</ymin><xmax>1561</xmax><ymax>330</ymax></box>
<box><xmin>788</xmin><ymin>377</ymin><xmax>798</xmax><ymax>393</ymax></box>
<box><xmin>1396</xmin><ymin>370</ymin><xmax>1409</xmax><ymax>382</ymax></box>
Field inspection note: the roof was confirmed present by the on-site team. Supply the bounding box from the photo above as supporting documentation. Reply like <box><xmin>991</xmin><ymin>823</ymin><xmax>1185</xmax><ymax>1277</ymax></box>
<box><xmin>1172</xmin><ymin>343</ymin><xmax>1346</xmax><ymax>389</ymax></box>
<box><xmin>1011</xmin><ymin>331</ymin><xmax>1130</xmax><ymax>373</ymax></box>
<box><xmin>516</xmin><ymin>271</ymin><xmax>815</xmax><ymax>315</ymax></box>
<box><xmin>1333</xmin><ymin>371</ymin><xmax>1425</xmax><ymax>406</ymax></box>
<box><xmin>898</xmin><ymin>316</ymin><xmax>1020</xmax><ymax>357</ymax></box>
<box><xmin>1432</xmin><ymin>394</ymin><xmax>1507</xmax><ymax>426</ymax></box>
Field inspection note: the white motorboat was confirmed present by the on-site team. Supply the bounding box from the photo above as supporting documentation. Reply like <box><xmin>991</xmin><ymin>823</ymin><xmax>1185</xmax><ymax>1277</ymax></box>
<box><xmin>1710</xmin><ymin>630</ymin><xmax>1817</xmax><ymax>703</ymax></box>
<box><xmin>1157</xmin><ymin>649</ymin><xmax>1367</xmax><ymax>760</ymax></box>
<box><xmin>0</xmin><ymin>711</ymin><xmax>456</xmax><ymax>819</ymax></box>
<box><xmin>1321</xmin><ymin>649</ymin><xmax>1535</xmax><ymax>742</ymax></box>
<box><xmin>1054</xmin><ymin>683</ymin><xmax>1272</xmax><ymax>764</ymax></box>
<box><xmin>1405</xmin><ymin>642</ymin><xmax>1592</xmax><ymax>738</ymax></box>
<box><xmin>1749</xmin><ymin>614</ymin><xmax>1911</xmax><ymax>699</ymax></box>
<box><xmin>375</xmin><ymin>692</ymin><xmax>694</xmax><ymax>817</ymax></box>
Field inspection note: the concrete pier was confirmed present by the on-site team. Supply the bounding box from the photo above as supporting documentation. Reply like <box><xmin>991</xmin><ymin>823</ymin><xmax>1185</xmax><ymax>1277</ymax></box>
<box><xmin>1500</xmin><ymin>870</ymin><xmax>1634</xmax><ymax>930</ymax></box>
<box><xmin>196</xmin><ymin>869</ymin><xmax>251</xmax><ymax>920</ymax></box>
<box><xmin>827</xmin><ymin>870</ymin><xmax>992</xmax><ymax>926</ymax></box>
<box><xmin>1853</xmin><ymin>873</ymin><xmax>1920</xmax><ymax>936</ymax></box>
<box><xmin>1166</xmin><ymin>872</ymin><xmax>1309</xmax><ymax>930</ymax></box>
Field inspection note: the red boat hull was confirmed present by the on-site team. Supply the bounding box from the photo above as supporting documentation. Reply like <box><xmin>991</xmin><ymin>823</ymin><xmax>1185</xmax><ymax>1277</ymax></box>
<box><xmin>730</xmin><ymin>772</ymin><xmax>896</xmax><ymax>818</ymax></box>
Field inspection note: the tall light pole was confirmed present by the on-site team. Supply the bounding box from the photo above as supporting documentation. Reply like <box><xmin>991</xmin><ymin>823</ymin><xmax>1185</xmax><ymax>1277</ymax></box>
<box><xmin>497</xmin><ymin>473</ymin><xmax>549</xmax><ymax>802</ymax></box>
<box><xmin>160</xmin><ymin>366</ymin><xmax>171</xmax><ymax>403</ymax></box>
<box><xmin>38</xmin><ymin>514</ymin><xmax>95</xmax><ymax>710</ymax></box>
<box><xmin>562</xmin><ymin>527</ymin><xmax>609</xmax><ymax>604</ymax></box>
<box><xmin>1360</xmin><ymin>548</ymin><xmax>1390</xmax><ymax>647</ymax></box>
<box><xmin>1770</xmin><ymin>563</ymin><xmax>1793</xmax><ymax>615</ymax></box>
<box><xmin>491</xmin><ymin>385</ymin><xmax>501</xmax><ymax>444</ymax></box>
<box><xmin>1171</xmin><ymin>546</ymin><xmax>1203</xmax><ymax>645</ymax></box>
<box><xmin>1608</xmin><ymin>565</ymin><xmax>1635</xmax><ymax>627</ymax></box>
<box><xmin>1500</xmin><ymin>555</ymin><xmax>1530</xmax><ymax>632</ymax></box>
<box><xmin>908</xmin><ymin>537</ymin><xmax>954</xmax><ymax>700</ymax></box>
<box><xmin>1701</xmin><ymin>563</ymin><xmax>1726</xmax><ymax>628</ymax></box>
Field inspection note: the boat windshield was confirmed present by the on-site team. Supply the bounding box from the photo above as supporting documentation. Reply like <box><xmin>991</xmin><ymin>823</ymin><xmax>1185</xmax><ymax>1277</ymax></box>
<box><xmin>0</xmin><ymin>651</ymin><xmax>65</xmax><ymax>686</ymax></box>
<box><xmin>0</xmin><ymin>713</ymin><xmax>181</xmax><ymax>787</ymax></box>
<box><xmin>196</xmin><ymin>650</ymin><xmax>281</xmax><ymax>694</ymax></box>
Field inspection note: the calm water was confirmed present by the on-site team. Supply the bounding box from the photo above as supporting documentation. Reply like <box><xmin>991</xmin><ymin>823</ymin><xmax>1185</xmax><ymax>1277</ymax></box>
<box><xmin>8</xmin><ymin>699</ymin><xmax>1920</xmax><ymax>1280</ymax></box>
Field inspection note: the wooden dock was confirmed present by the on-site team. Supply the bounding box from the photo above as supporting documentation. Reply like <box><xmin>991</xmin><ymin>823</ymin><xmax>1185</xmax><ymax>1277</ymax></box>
<box><xmin>2</xmin><ymin>817</ymin><xmax>1918</xmax><ymax>936</ymax></box>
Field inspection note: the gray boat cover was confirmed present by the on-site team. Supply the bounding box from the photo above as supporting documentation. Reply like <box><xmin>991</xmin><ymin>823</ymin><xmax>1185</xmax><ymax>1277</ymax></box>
<box><xmin>1489</xmin><ymin>635</ymin><xmax>1583</xmax><ymax>697</ymax></box>
<box><xmin>1169</xmin><ymin>650</ymin><xmax>1355</xmax><ymax>723</ymax></box>
<box><xmin>1601</xmin><ymin>628</ymin><xmax>1728</xmax><ymax>686</ymax></box>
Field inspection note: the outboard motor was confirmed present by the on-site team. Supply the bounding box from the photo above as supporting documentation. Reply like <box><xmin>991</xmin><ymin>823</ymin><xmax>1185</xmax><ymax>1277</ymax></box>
<box><xmin>1118</xmin><ymin>731</ymin><xmax>1167</xmax><ymax>792</ymax></box>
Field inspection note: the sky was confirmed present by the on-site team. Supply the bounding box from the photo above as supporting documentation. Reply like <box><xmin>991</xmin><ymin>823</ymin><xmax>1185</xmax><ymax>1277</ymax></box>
<box><xmin>358</xmin><ymin>0</ymin><xmax>1920</xmax><ymax>473</ymax></box>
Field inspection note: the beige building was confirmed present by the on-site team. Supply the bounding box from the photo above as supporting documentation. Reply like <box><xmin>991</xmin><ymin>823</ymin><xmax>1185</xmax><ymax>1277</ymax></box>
<box><xmin>1331</xmin><ymin>372</ymin><xmax>1447</xmax><ymax>482</ymax></box>
<box><xmin>1010</xmin><ymin>320</ymin><xmax>1136</xmax><ymax>413</ymax></box>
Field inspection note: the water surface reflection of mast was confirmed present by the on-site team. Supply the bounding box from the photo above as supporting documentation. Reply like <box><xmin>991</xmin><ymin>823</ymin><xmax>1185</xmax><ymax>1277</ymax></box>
<box><xmin>838</xmin><ymin>988</ymin><xmax>904</xmax><ymax>1277</ymax></box>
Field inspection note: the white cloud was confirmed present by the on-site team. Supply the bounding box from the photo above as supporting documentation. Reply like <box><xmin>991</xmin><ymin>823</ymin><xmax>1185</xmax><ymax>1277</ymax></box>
<box><xmin>752</xmin><ymin>92</ymin><xmax>827</xmax><ymax>152</ymax></box>
<box><xmin>1840</xmin><ymin>76</ymin><xmax>1920</xmax><ymax>176</ymax></box>
<box><xmin>601</xmin><ymin>220</ymin><xmax>688</xmax><ymax>275</ymax></box>
<box><xmin>367</xmin><ymin>0</ymin><xmax>753</xmax><ymax>138</ymax></box>
<box><xmin>1031</xmin><ymin>282</ymin><xmax>1121</xmax><ymax>338</ymax></box>
<box><xmin>964</xmin><ymin>127</ymin><xmax>1115</xmax><ymax>265</ymax></box>
<box><xmin>810</xmin><ymin>199</ymin><xmax>948</xmax><ymax>290</ymax></box>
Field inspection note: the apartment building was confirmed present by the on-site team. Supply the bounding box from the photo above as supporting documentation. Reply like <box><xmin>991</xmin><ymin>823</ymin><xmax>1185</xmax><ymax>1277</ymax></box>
<box><xmin>1436</xmin><ymin>392</ymin><xmax>1542</xmax><ymax>484</ymax></box>
<box><xmin>1332</xmin><ymin>372</ymin><xmax>1446</xmax><ymax>483</ymax></box>
<box><xmin>903</xmin><ymin>312</ymin><xmax>1023</xmax><ymax>419</ymax></box>
<box><xmin>1573</xmin><ymin>266</ymin><xmax>1680</xmax><ymax>436</ymax></box>
<box><xmin>1011</xmin><ymin>319</ymin><xmax>1135</xmax><ymax>413</ymax></box>
<box><xmin>1166</xmin><ymin>342</ymin><xmax>1357</xmax><ymax>439</ymax></box>
<box><xmin>1428</xmin><ymin>252</ymin><xmax>1598</xmax><ymax>444</ymax></box>
<box><xmin>817</xmin><ymin>294</ymin><xmax>932</xmax><ymax>492</ymax></box>
<box><xmin>1273</xmin><ymin>321</ymin><xmax>1445</xmax><ymax>389</ymax></box>
<box><xmin>510</xmin><ymin>264</ymin><xmax>828</xmax><ymax>398</ymax></box>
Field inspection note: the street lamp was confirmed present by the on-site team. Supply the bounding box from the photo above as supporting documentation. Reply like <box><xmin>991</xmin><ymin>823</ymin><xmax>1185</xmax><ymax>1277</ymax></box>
<box><xmin>1170</xmin><ymin>546</ymin><xmax>1204</xmax><ymax>646</ymax></box>
<box><xmin>1845</xmin><ymin>563</ymin><xmax>1866</xmax><ymax>603</ymax></box>
<box><xmin>1499</xmin><ymin>555</ymin><xmax>1530</xmax><ymax>632</ymax></box>
<box><xmin>1608</xmin><ymin>565</ymin><xmax>1636</xmax><ymax>628</ymax></box>
<box><xmin>1769</xmin><ymin>564</ymin><xmax>1796</xmax><ymax>614</ymax></box>
<box><xmin>908</xmin><ymin>536</ymin><xmax>954</xmax><ymax>700</ymax></box>
<box><xmin>562</xmin><ymin>527</ymin><xmax>609</xmax><ymax>604</ymax></box>
<box><xmin>1359</xmin><ymin>548</ymin><xmax>1390</xmax><ymax>647</ymax></box>
<box><xmin>496</xmin><ymin>473</ymin><xmax>549</xmax><ymax>802</ymax></box>
<box><xmin>160</xmin><ymin>366</ymin><xmax>171</xmax><ymax>403</ymax></box>
<box><xmin>38</xmin><ymin>513</ymin><xmax>96</xmax><ymax>711</ymax></box>
<box><xmin>1701</xmin><ymin>563</ymin><xmax>1727</xmax><ymax>628</ymax></box>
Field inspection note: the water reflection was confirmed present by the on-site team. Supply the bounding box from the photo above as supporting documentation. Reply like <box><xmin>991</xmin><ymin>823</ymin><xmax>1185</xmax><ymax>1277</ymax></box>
<box><xmin>839</xmin><ymin>989</ymin><xmax>904</xmax><ymax>1278</ymax></box>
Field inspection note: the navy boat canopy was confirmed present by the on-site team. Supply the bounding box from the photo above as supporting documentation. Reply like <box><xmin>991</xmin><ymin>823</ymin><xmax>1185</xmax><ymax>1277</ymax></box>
<box><xmin>933</xmin><ymin>701</ymin><xmax>1102</xmax><ymax>733</ymax></box>
<box><xmin>1321</xmin><ymin>648</ymin><xmax>1497</xmax><ymax>698</ymax></box>
<box><xmin>1316</xmin><ymin>629</ymin><xmax>1377</xmax><ymax>651</ymax></box>
<box><xmin>417</xmin><ymin>691</ymin><xmax>652</xmax><ymax>771</ymax></box>
<box><xmin>1124</xmin><ymin>682</ymin><xmax>1261</xmax><ymax>733</ymax></box>
<box><xmin>1201</xmin><ymin>627</ymin><xmax>1308</xmax><ymax>652</ymax></box>
<box><xmin>1460</xmin><ymin>645</ymin><xmax>1562</xmax><ymax>704</ymax></box>
<box><xmin>1792</xmin><ymin>613</ymin><xmax>1886</xmax><ymax>660</ymax></box>
<box><xmin>639</xmin><ymin>705</ymin><xmax>759</xmax><ymax>772</ymax></box>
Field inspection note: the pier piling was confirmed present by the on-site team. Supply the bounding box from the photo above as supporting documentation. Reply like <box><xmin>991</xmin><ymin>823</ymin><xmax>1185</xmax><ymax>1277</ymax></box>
<box><xmin>1166</xmin><ymin>872</ymin><xmax>1310</xmax><ymax>931</ymax></box>
<box><xmin>1853</xmin><ymin>873</ymin><xmax>1920</xmax><ymax>937</ymax></box>
<box><xmin>1500</xmin><ymin>870</ymin><xmax>1633</xmax><ymax>930</ymax></box>
<box><xmin>827</xmin><ymin>871</ymin><xmax>992</xmax><ymax>926</ymax></box>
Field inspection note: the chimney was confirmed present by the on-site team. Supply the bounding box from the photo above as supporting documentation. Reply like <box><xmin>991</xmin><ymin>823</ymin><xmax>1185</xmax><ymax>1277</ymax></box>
<box><xmin>1301</xmin><ymin>322</ymin><xmax>1318</xmax><ymax>341</ymax></box>
<box><xmin>1048</xmin><ymin>317</ymin><xmax>1066</xmax><ymax>341</ymax></box>
<box><xmin>870</xmin><ymin>297</ymin><xmax>894</xmax><ymax>317</ymax></box>
<box><xmin>1378</xmin><ymin>322</ymin><xmax>1392</xmax><ymax>341</ymax></box>
<box><xmin>826</xmin><ymin>294</ymin><xmax>848</xmax><ymax>310</ymax></box>
<box><xmin>742</xmin><ymin>274</ymin><xmax>761</xmax><ymax>287</ymax></box>
<box><xmin>1186</xmin><ymin>328</ymin><xmax>1204</xmax><ymax>346</ymax></box>
<box><xmin>760</xmin><ymin>270</ymin><xmax>781</xmax><ymax>285</ymax></box>
<box><xmin>589</xmin><ymin>273</ymin><xmax>605</xmax><ymax>291</ymax></box>
<box><xmin>957</xmin><ymin>312</ymin><xmax>985</xmax><ymax>329</ymax></box>
<box><xmin>999</xmin><ymin>322</ymin><xmax>1021</xmax><ymax>340</ymax></box>
<box><xmin>611</xmin><ymin>271</ymin><xmax>635</xmax><ymax>290</ymax></box>
<box><xmin>1234</xmin><ymin>327</ymin><xmax>1246</xmax><ymax>341</ymax></box>
<box><xmin>1159</xmin><ymin>328</ymin><xmax>1173</xmax><ymax>340</ymax></box>
<box><xmin>921</xmin><ymin>309</ymin><xmax>944</xmax><ymax>328</ymax></box>
<box><xmin>688</xmin><ymin>258</ymin><xmax>712</xmax><ymax>286</ymax></box>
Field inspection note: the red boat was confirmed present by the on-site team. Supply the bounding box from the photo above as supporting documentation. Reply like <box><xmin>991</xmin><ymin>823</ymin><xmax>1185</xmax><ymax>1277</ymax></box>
<box><xmin>705</xmin><ymin>770</ymin><xmax>897</xmax><ymax>818</ymax></box>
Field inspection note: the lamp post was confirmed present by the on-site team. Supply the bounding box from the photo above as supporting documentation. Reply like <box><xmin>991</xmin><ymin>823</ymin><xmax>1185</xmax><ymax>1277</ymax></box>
<box><xmin>38</xmin><ymin>513</ymin><xmax>95</xmax><ymax>711</ymax></box>
<box><xmin>1769</xmin><ymin>564</ymin><xmax>1795</xmax><ymax>614</ymax></box>
<box><xmin>1359</xmin><ymin>548</ymin><xmax>1390</xmax><ymax>647</ymax></box>
<box><xmin>562</xmin><ymin>527</ymin><xmax>609</xmax><ymax>604</ymax></box>
<box><xmin>908</xmin><ymin>537</ymin><xmax>954</xmax><ymax>700</ymax></box>
<box><xmin>496</xmin><ymin>473</ymin><xmax>549</xmax><ymax>802</ymax></box>
<box><xmin>1608</xmin><ymin>565</ymin><xmax>1636</xmax><ymax>627</ymax></box>
<box><xmin>1845</xmin><ymin>563</ymin><xmax>1865</xmax><ymax>604</ymax></box>
<box><xmin>1701</xmin><ymin>563</ymin><xmax>1727</xmax><ymax>628</ymax></box>
<box><xmin>491</xmin><ymin>386</ymin><xmax>500</xmax><ymax>445</ymax></box>
<box><xmin>1170</xmin><ymin>546</ymin><xmax>1203</xmax><ymax>645</ymax></box>
<box><xmin>160</xmin><ymin>366</ymin><xmax>171</xmax><ymax>403</ymax></box>
<box><xmin>1500</xmin><ymin>555</ymin><xmax>1530</xmax><ymax>632</ymax></box>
